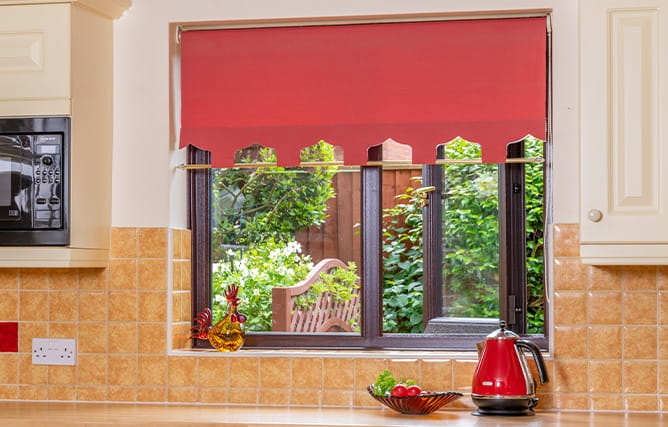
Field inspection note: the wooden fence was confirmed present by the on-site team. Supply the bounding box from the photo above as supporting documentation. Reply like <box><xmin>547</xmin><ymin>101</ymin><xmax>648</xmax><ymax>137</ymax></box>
<box><xmin>296</xmin><ymin>167</ymin><xmax>423</xmax><ymax>266</ymax></box>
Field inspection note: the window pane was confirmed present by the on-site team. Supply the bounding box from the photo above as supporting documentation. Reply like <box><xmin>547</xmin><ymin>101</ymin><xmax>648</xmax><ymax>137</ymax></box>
<box><xmin>525</xmin><ymin>137</ymin><xmax>545</xmax><ymax>334</ymax></box>
<box><xmin>210</xmin><ymin>142</ymin><xmax>361</xmax><ymax>333</ymax></box>
<box><xmin>441</xmin><ymin>160</ymin><xmax>500</xmax><ymax>321</ymax></box>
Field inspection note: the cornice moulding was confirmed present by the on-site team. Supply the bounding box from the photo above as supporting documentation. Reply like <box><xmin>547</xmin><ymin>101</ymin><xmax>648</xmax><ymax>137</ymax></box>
<box><xmin>0</xmin><ymin>0</ymin><xmax>132</xmax><ymax>19</ymax></box>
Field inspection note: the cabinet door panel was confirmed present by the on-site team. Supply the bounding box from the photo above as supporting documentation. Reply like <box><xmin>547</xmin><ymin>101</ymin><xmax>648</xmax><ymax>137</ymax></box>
<box><xmin>0</xmin><ymin>3</ymin><xmax>70</xmax><ymax>115</ymax></box>
<box><xmin>581</xmin><ymin>0</ymin><xmax>668</xmax><ymax>245</ymax></box>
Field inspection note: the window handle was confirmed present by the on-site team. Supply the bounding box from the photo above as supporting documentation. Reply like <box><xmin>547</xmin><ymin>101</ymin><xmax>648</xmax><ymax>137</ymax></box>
<box><xmin>415</xmin><ymin>186</ymin><xmax>436</xmax><ymax>207</ymax></box>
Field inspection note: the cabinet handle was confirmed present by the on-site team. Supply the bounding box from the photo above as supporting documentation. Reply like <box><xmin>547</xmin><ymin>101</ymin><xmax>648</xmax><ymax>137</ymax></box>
<box><xmin>588</xmin><ymin>209</ymin><xmax>603</xmax><ymax>223</ymax></box>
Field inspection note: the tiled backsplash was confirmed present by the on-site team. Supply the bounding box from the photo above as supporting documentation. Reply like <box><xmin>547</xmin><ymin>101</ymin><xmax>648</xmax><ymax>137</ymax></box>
<box><xmin>0</xmin><ymin>225</ymin><xmax>665</xmax><ymax>411</ymax></box>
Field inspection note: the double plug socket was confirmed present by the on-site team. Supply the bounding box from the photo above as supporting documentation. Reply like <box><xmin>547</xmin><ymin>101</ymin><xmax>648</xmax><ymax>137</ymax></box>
<box><xmin>31</xmin><ymin>338</ymin><xmax>76</xmax><ymax>366</ymax></box>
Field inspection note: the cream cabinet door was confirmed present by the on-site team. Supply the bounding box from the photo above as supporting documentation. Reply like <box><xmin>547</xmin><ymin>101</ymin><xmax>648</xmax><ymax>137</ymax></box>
<box><xmin>0</xmin><ymin>3</ymin><xmax>71</xmax><ymax>116</ymax></box>
<box><xmin>580</xmin><ymin>0</ymin><xmax>668</xmax><ymax>264</ymax></box>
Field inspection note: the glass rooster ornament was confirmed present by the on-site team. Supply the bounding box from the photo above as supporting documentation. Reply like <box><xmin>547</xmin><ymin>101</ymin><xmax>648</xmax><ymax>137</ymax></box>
<box><xmin>189</xmin><ymin>285</ymin><xmax>247</xmax><ymax>352</ymax></box>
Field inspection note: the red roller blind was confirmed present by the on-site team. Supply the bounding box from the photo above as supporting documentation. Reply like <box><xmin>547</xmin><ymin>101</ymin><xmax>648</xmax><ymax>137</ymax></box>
<box><xmin>180</xmin><ymin>17</ymin><xmax>547</xmax><ymax>167</ymax></box>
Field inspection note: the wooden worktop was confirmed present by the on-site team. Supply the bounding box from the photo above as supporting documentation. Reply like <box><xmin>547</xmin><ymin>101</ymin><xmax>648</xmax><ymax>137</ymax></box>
<box><xmin>0</xmin><ymin>402</ymin><xmax>664</xmax><ymax>426</ymax></box>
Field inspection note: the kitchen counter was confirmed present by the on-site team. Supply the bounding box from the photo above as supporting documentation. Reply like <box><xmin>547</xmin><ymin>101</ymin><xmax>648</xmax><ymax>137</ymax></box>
<box><xmin>0</xmin><ymin>402</ymin><xmax>664</xmax><ymax>426</ymax></box>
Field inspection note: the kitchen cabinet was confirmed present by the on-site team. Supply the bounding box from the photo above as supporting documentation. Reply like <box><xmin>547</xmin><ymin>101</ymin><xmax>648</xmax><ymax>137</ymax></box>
<box><xmin>580</xmin><ymin>0</ymin><xmax>668</xmax><ymax>264</ymax></box>
<box><xmin>0</xmin><ymin>0</ymin><xmax>131</xmax><ymax>267</ymax></box>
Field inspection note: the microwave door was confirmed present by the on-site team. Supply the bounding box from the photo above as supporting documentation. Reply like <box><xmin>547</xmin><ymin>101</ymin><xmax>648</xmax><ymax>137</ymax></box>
<box><xmin>0</xmin><ymin>136</ymin><xmax>32</xmax><ymax>227</ymax></box>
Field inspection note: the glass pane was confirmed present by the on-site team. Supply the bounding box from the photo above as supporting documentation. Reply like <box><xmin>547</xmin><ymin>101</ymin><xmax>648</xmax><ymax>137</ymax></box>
<box><xmin>441</xmin><ymin>139</ymin><xmax>499</xmax><ymax>322</ymax></box>
<box><xmin>525</xmin><ymin>136</ymin><xmax>545</xmax><ymax>334</ymax></box>
<box><xmin>210</xmin><ymin>142</ymin><xmax>361</xmax><ymax>333</ymax></box>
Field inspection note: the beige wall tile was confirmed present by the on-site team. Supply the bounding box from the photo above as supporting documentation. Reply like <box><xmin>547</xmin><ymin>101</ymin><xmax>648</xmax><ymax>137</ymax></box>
<box><xmin>552</xmin><ymin>224</ymin><xmax>579</xmax><ymax>257</ymax></box>
<box><xmin>659</xmin><ymin>327</ymin><xmax>668</xmax><ymax>359</ymax></box>
<box><xmin>322</xmin><ymin>389</ymin><xmax>352</xmax><ymax>406</ymax></box>
<box><xmin>48</xmin><ymin>385</ymin><xmax>77</xmax><ymax>401</ymax></box>
<box><xmin>0</xmin><ymin>290</ymin><xmax>18</xmax><ymax>320</ymax></box>
<box><xmin>590</xmin><ymin>394</ymin><xmax>623</xmax><ymax>411</ymax></box>
<box><xmin>79</xmin><ymin>269</ymin><xmax>107</xmax><ymax>290</ymax></box>
<box><xmin>229</xmin><ymin>357</ymin><xmax>259</xmax><ymax>388</ymax></box>
<box><xmin>554</xmin><ymin>292</ymin><xmax>587</xmax><ymax>325</ymax></box>
<box><xmin>260</xmin><ymin>357</ymin><xmax>291</xmax><ymax>389</ymax></box>
<box><xmin>0</xmin><ymin>269</ymin><xmax>19</xmax><ymax>289</ymax></box>
<box><xmin>260</xmin><ymin>388</ymin><xmax>291</xmax><ymax>405</ymax></box>
<box><xmin>172</xmin><ymin>229</ymin><xmax>182</xmax><ymax>259</ymax></box>
<box><xmin>49</xmin><ymin>322</ymin><xmax>76</xmax><ymax>339</ymax></box>
<box><xmin>76</xmin><ymin>386</ymin><xmax>107</xmax><ymax>401</ymax></box>
<box><xmin>291</xmin><ymin>357</ymin><xmax>322</xmax><ymax>389</ymax></box>
<box><xmin>79</xmin><ymin>291</ymin><xmax>107</xmax><ymax>322</ymax></box>
<box><xmin>554</xmin><ymin>258</ymin><xmax>585</xmax><ymax>291</ymax></box>
<box><xmin>588</xmin><ymin>326</ymin><xmax>622</xmax><ymax>359</ymax></box>
<box><xmin>623</xmin><ymin>292</ymin><xmax>657</xmax><ymax>325</ymax></box>
<box><xmin>182</xmin><ymin>261</ymin><xmax>192</xmax><ymax>290</ymax></box>
<box><xmin>48</xmin><ymin>365</ymin><xmax>76</xmax><ymax>385</ymax></box>
<box><xmin>291</xmin><ymin>388</ymin><xmax>321</xmax><ymax>406</ymax></box>
<box><xmin>138</xmin><ymin>355</ymin><xmax>167</xmax><ymax>386</ymax></box>
<box><xmin>198</xmin><ymin>356</ymin><xmax>229</xmax><ymax>388</ymax></box>
<box><xmin>659</xmin><ymin>361</ymin><xmax>668</xmax><ymax>394</ymax></box>
<box><xmin>109</xmin><ymin>259</ymin><xmax>138</xmax><ymax>290</ymax></box>
<box><xmin>197</xmin><ymin>387</ymin><xmax>228</xmax><ymax>404</ymax></box>
<box><xmin>623</xmin><ymin>361</ymin><xmax>657</xmax><ymax>394</ymax></box>
<box><xmin>0</xmin><ymin>354</ymin><xmax>18</xmax><ymax>383</ymax></box>
<box><xmin>108</xmin><ymin>322</ymin><xmax>138</xmax><ymax>354</ymax></box>
<box><xmin>386</xmin><ymin>359</ymin><xmax>419</xmax><ymax>383</ymax></box>
<box><xmin>19</xmin><ymin>291</ymin><xmax>48</xmax><ymax>321</ymax></box>
<box><xmin>587</xmin><ymin>292</ymin><xmax>621</xmax><ymax>324</ymax></box>
<box><xmin>139</xmin><ymin>323</ymin><xmax>167</xmax><ymax>354</ymax></box>
<box><xmin>172</xmin><ymin>261</ymin><xmax>182</xmax><ymax>291</ymax></box>
<box><xmin>418</xmin><ymin>359</ymin><xmax>452</xmax><ymax>392</ymax></box>
<box><xmin>182</xmin><ymin>230</ymin><xmax>192</xmax><ymax>260</ymax></box>
<box><xmin>622</xmin><ymin>266</ymin><xmax>657</xmax><ymax>291</ymax></box>
<box><xmin>49</xmin><ymin>291</ymin><xmax>77</xmax><ymax>322</ymax></box>
<box><xmin>19</xmin><ymin>322</ymin><xmax>45</xmax><ymax>353</ymax></box>
<box><xmin>49</xmin><ymin>269</ymin><xmax>78</xmax><ymax>290</ymax></box>
<box><xmin>18</xmin><ymin>354</ymin><xmax>47</xmax><ymax>385</ymax></box>
<box><xmin>77</xmin><ymin>354</ymin><xmax>107</xmax><ymax>385</ymax></box>
<box><xmin>78</xmin><ymin>323</ymin><xmax>107</xmax><ymax>354</ymax></box>
<box><xmin>137</xmin><ymin>387</ymin><xmax>167</xmax><ymax>402</ymax></box>
<box><xmin>180</xmin><ymin>292</ymin><xmax>191</xmax><ymax>324</ymax></box>
<box><xmin>589</xmin><ymin>360</ymin><xmax>622</xmax><ymax>393</ymax></box>
<box><xmin>452</xmin><ymin>360</ymin><xmax>477</xmax><ymax>392</ymax></box>
<box><xmin>587</xmin><ymin>265</ymin><xmax>622</xmax><ymax>290</ymax></box>
<box><xmin>554</xmin><ymin>393</ymin><xmax>589</xmax><ymax>410</ymax></box>
<box><xmin>168</xmin><ymin>356</ymin><xmax>198</xmax><ymax>387</ymax></box>
<box><xmin>625</xmin><ymin>395</ymin><xmax>658</xmax><ymax>412</ymax></box>
<box><xmin>18</xmin><ymin>385</ymin><xmax>47</xmax><ymax>401</ymax></box>
<box><xmin>19</xmin><ymin>269</ymin><xmax>49</xmax><ymax>290</ymax></box>
<box><xmin>108</xmin><ymin>355</ymin><xmax>137</xmax><ymax>386</ymax></box>
<box><xmin>324</xmin><ymin>358</ymin><xmax>354</xmax><ymax>390</ymax></box>
<box><xmin>353</xmin><ymin>358</ymin><xmax>386</xmax><ymax>390</ymax></box>
<box><xmin>110</xmin><ymin>227</ymin><xmax>138</xmax><ymax>259</ymax></box>
<box><xmin>0</xmin><ymin>385</ymin><xmax>18</xmax><ymax>400</ymax></box>
<box><xmin>109</xmin><ymin>291</ymin><xmax>138</xmax><ymax>322</ymax></box>
<box><xmin>623</xmin><ymin>326</ymin><xmax>657</xmax><ymax>359</ymax></box>
<box><xmin>139</xmin><ymin>228</ymin><xmax>168</xmax><ymax>259</ymax></box>
<box><xmin>138</xmin><ymin>292</ymin><xmax>166</xmax><ymax>322</ymax></box>
<box><xmin>139</xmin><ymin>260</ymin><xmax>168</xmax><ymax>290</ymax></box>
<box><xmin>554</xmin><ymin>326</ymin><xmax>587</xmax><ymax>359</ymax></box>
<box><xmin>228</xmin><ymin>388</ymin><xmax>258</xmax><ymax>404</ymax></box>
<box><xmin>554</xmin><ymin>360</ymin><xmax>588</xmax><ymax>393</ymax></box>
<box><xmin>659</xmin><ymin>266</ymin><xmax>668</xmax><ymax>290</ymax></box>
<box><xmin>108</xmin><ymin>386</ymin><xmax>137</xmax><ymax>402</ymax></box>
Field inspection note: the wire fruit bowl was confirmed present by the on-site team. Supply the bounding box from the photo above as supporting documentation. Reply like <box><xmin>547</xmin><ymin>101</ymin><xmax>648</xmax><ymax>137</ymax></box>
<box><xmin>366</xmin><ymin>385</ymin><xmax>463</xmax><ymax>415</ymax></box>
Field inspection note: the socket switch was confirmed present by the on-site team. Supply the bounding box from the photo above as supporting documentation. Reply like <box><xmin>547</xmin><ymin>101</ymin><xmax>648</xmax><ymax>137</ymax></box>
<box><xmin>32</xmin><ymin>338</ymin><xmax>76</xmax><ymax>366</ymax></box>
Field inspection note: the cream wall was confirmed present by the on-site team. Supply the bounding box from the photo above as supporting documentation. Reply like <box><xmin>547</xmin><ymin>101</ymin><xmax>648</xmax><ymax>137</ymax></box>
<box><xmin>111</xmin><ymin>0</ymin><xmax>580</xmax><ymax>229</ymax></box>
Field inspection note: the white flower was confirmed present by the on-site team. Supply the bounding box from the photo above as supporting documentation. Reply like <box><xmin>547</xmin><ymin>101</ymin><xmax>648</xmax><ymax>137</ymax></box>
<box><xmin>253</xmin><ymin>289</ymin><xmax>260</xmax><ymax>295</ymax></box>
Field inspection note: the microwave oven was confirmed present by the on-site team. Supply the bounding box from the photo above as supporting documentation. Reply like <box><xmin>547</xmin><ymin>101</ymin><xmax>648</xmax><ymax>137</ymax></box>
<box><xmin>0</xmin><ymin>117</ymin><xmax>69</xmax><ymax>245</ymax></box>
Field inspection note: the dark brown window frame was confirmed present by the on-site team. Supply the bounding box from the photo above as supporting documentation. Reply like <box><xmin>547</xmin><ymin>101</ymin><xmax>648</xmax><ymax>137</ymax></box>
<box><xmin>187</xmin><ymin>143</ymin><xmax>548</xmax><ymax>351</ymax></box>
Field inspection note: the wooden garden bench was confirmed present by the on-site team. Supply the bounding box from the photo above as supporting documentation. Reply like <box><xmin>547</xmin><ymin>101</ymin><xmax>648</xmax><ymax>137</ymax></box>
<box><xmin>271</xmin><ymin>258</ymin><xmax>360</xmax><ymax>332</ymax></box>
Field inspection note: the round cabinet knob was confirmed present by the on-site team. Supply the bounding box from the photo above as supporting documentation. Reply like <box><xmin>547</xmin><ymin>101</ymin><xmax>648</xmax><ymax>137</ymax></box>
<box><xmin>588</xmin><ymin>209</ymin><xmax>603</xmax><ymax>223</ymax></box>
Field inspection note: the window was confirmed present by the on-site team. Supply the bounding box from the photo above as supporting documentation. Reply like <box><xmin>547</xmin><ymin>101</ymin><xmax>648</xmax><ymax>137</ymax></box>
<box><xmin>180</xmin><ymin>16</ymin><xmax>550</xmax><ymax>350</ymax></box>
<box><xmin>188</xmin><ymin>137</ymin><xmax>548</xmax><ymax>350</ymax></box>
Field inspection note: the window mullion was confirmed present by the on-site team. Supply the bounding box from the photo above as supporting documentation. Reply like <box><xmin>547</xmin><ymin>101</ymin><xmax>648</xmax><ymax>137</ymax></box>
<box><xmin>421</xmin><ymin>164</ymin><xmax>443</xmax><ymax>327</ymax></box>
<box><xmin>498</xmin><ymin>141</ymin><xmax>528</xmax><ymax>334</ymax></box>
<box><xmin>361</xmin><ymin>163</ymin><xmax>383</xmax><ymax>346</ymax></box>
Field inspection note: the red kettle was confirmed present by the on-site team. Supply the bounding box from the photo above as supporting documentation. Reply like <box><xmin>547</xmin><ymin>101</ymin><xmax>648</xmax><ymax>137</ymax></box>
<box><xmin>471</xmin><ymin>320</ymin><xmax>549</xmax><ymax>416</ymax></box>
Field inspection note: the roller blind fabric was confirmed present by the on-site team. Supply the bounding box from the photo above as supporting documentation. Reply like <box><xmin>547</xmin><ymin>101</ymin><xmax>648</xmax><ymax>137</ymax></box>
<box><xmin>179</xmin><ymin>17</ymin><xmax>547</xmax><ymax>167</ymax></box>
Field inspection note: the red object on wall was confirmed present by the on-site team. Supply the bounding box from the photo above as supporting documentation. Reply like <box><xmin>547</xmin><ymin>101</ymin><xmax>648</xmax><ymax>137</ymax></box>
<box><xmin>180</xmin><ymin>18</ymin><xmax>547</xmax><ymax>167</ymax></box>
<box><xmin>0</xmin><ymin>322</ymin><xmax>18</xmax><ymax>352</ymax></box>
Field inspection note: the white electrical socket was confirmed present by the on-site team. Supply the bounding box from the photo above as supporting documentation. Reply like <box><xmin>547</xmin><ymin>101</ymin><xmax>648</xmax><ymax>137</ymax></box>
<box><xmin>32</xmin><ymin>338</ymin><xmax>76</xmax><ymax>366</ymax></box>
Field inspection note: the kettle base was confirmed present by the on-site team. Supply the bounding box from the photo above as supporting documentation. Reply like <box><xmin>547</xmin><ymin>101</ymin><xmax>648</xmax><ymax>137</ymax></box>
<box><xmin>471</xmin><ymin>397</ymin><xmax>538</xmax><ymax>417</ymax></box>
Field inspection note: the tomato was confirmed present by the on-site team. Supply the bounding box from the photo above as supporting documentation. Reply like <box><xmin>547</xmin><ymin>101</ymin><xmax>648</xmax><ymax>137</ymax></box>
<box><xmin>390</xmin><ymin>384</ymin><xmax>407</xmax><ymax>397</ymax></box>
<box><xmin>406</xmin><ymin>385</ymin><xmax>422</xmax><ymax>397</ymax></box>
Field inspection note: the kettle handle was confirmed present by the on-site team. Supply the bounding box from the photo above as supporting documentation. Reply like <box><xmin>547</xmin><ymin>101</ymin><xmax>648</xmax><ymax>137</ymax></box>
<box><xmin>515</xmin><ymin>339</ymin><xmax>549</xmax><ymax>385</ymax></box>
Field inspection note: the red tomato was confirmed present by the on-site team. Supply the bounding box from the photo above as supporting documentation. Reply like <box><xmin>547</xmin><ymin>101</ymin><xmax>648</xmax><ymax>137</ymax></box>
<box><xmin>390</xmin><ymin>384</ymin><xmax>407</xmax><ymax>397</ymax></box>
<box><xmin>406</xmin><ymin>385</ymin><xmax>422</xmax><ymax>397</ymax></box>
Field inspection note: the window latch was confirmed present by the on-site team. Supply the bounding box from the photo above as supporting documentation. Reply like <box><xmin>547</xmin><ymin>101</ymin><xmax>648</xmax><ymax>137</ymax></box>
<box><xmin>415</xmin><ymin>186</ymin><xmax>436</xmax><ymax>207</ymax></box>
